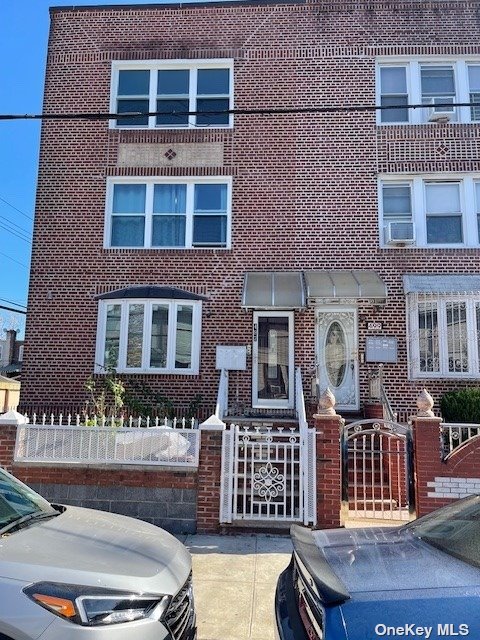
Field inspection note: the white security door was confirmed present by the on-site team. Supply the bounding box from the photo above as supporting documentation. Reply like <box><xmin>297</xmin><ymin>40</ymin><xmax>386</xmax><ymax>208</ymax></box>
<box><xmin>317</xmin><ymin>308</ymin><xmax>359</xmax><ymax>410</ymax></box>
<box><xmin>253</xmin><ymin>312</ymin><xmax>294</xmax><ymax>409</ymax></box>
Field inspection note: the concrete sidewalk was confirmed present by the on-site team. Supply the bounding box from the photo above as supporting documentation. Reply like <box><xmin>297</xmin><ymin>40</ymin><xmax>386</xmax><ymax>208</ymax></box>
<box><xmin>182</xmin><ymin>533</ymin><xmax>293</xmax><ymax>640</ymax></box>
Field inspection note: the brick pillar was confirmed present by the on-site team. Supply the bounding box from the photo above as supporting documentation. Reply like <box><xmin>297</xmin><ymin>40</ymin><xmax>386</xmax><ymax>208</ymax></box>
<box><xmin>196</xmin><ymin>416</ymin><xmax>225</xmax><ymax>534</ymax></box>
<box><xmin>313</xmin><ymin>406</ymin><xmax>344</xmax><ymax>529</ymax></box>
<box><xmin>0</xmin><ymin>410</ymin><xmax>26</xmax><ymax>472</ymax></box>
<box><xmin>411</xmin><ymin>414</ymin><xmax>443</xmax><ymax>518</ymax></box>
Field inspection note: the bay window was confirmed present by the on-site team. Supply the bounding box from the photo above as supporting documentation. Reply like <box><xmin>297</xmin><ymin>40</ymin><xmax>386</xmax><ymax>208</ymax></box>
<box><xmin>96</xmin><ymin>297</ymin><xmax>202</xmax><ymax>374</ymax></box>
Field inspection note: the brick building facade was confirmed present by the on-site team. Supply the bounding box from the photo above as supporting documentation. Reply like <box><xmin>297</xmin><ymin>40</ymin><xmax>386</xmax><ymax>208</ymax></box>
<box><xmin>21</xmin><ymin>0</ymin><xmax>480</xmax><ymax>420</ymax></box>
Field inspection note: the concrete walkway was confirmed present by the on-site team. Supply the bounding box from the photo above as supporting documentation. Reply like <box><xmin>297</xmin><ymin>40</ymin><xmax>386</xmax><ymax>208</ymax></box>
<box><xmin>182</xmin><ymin>534</ymin><xmax>293</xmax><ymax>640</ymax></box>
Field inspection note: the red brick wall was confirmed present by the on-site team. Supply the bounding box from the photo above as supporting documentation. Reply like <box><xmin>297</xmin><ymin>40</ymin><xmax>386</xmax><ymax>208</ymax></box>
<box><xmin>12</xmin><ymin>465</ymin><xmax>196</xmax><ymax>492</ymax></box>
<box><xmin>21</xmin><ymin>1</ymin><xmax>480</xmax><ymax>417</ymax></box>
<box><xmin>196</xmin><ymin>428</ymin><xmax>224</xmax><ymax>533</ymax></box>
<box><xmin>413</xmin><ymin>416</ymin><xmax>480</xmax><ymax>516</ymax></box>
<box><xmin>314</xmin><ymin>413</ymin><xmax>342</xmax><ymax>528</ymax></box>
<box><xmin>0</xmin><ymin>425</ymin><xmax>17</xmax><ymax>473</ymax></box>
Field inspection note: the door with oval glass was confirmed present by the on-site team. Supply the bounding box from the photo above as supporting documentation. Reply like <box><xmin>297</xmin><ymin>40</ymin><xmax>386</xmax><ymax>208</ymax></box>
<box><xmin>317</xmin><ymin>308</ymin><xmax>359</xmax><ymax>410</ymax></box>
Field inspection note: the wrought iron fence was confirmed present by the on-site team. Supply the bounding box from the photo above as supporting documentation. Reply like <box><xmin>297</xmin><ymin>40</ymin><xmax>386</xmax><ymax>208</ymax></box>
<box><xmin>23</xmin><ymin>412</ymin><xmax>197</xmax><ymax>429</ymax></box>
<box><xmin>441</xmin><ymin>423</ymin><xmax>480</xmax><ymax>460</ymax></box>
<box><xmin>14</xmin><ymin>424</ymin><xmax>200</xmax><ymax>468</ymax></box>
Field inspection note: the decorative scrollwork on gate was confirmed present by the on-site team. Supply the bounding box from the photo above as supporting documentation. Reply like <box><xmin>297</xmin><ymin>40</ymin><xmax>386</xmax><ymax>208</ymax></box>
<box><xmin>253</xmin><ymin>461</ymin><xmax>285</xmax><ymax>502</ymax></box>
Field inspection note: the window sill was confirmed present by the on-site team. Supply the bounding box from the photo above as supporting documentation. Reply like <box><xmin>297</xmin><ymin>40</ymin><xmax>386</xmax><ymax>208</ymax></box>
<box><xmin>110</xmin><ymin>124</ymin><xmax>234</xmax><ymax>131</ymax></box>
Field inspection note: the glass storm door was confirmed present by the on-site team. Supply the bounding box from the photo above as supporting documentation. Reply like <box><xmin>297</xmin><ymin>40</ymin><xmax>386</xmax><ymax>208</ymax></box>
<box><xmin>253</xmin><ymin>312</ymin><xmax>294</xmax><ymax>409</ymax></box>
<box><xmin>317</xmin><ymin>309</ymin><xmax>359</xmax><ymax>410</ymax></box>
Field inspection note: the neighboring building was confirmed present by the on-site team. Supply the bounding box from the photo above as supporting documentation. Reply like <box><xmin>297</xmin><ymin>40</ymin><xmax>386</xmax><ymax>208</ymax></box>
<box><xmin>21</xmin><ymin>0</ymin><xmax>480</xmax><ymax>419</ymax></box>
<box><xmin>0</xmin><ymin>330</ymin><xmax>23</xmax><ymax>379</ymax></box>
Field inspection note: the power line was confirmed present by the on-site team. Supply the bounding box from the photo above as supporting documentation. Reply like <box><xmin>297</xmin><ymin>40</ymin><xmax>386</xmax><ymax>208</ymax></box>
<box><xmin>0</xmin><ymin>251</ymin><xmax>28</xmax><ymax>269</ymax></box>
<box><xmin>0</xmin><ymin>195</ymin><xmax>33</xmax><ymax>221</ymax></box>
<box><xmin>0</xmin><ymin>221</ymin><xmax>32</xmax><ymax>244</ymax></box>
<box><xmin>0</xmin><ymin>215</ymin><xmax>31</xmax><ymax>237</ymax></box>
<box><xmin>0</xmin><ymin>297</ymin><xmax>27</xmax><ymax>310</ymax></box>
<box><xmin>0</xmin><ymin>304</ymin><xmax>26</xmax><ymax>315</ymax></box>
<box><xmin>0</xmin><ymin>101</ymin><xmax>476</xmax><ymax>122</ymax></box>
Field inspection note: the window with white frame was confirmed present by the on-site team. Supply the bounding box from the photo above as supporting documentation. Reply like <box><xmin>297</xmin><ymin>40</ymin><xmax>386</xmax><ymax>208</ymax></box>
<box><xmin>380</xmin><ymin>175</ymin><xmax>480</xmax><ymax>247</ymax></box>
<box><xmin>95</xmin><ymin>298</ymin><xmax>202</xmax><ymax>374</ymax></box>
<box><xmin>377</xmin><ymin>59</ymin><xmax>480</xmax><ymax>124</ymax></box>
<box><xmin>111</xmin><ymin>60</ymin><xmax>233</xmax><ymax>129</ymax></box>
<box><xmin>106</xmin><ymin>178</ymin><xmax>231</xmax><ymax>249</ymax></box>
<box><xmin>407</xmin><ymin>293</ymin><xmax>480</xmax><ymax>379</ymax></box>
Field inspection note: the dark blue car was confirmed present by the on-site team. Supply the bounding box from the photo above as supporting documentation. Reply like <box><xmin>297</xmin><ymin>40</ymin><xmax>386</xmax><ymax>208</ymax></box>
<box><xmin>275</xmin><ymin>495</ymin><xmax>480</xmax><ymax>640</ymax></box>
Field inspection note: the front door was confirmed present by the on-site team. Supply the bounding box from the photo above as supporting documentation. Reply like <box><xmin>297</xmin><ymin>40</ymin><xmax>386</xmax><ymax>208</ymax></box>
<box><xmin>253</xmin><ymin>312</ymin><xmax>294</xmax><ymax>409</ymax></box>
<box><xmin>317</xmin><ymin>308</ymin><xmax>359</xmax><ymax>410</ymax></box>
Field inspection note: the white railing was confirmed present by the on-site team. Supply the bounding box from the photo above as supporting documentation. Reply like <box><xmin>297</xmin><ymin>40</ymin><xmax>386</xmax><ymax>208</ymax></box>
<box><xmin>295</xmin><ymin>367</ymin><xmax>308</xmax><ymax>435</ymax></box>
<box><xmin>14</xmin><ymin>424</ymin><xmax>200</xmax><ymax>468</ymax></box>
<box><xmin>295</xmin><ymin>366</ymin><xmax>316</xmax><ymax>526</ymax></box>
<box><xmin>23</xmin><ymin>413</ymin><xmax>197</xmax><ymax>429</ymax></box>
<box><xmin>441</xmin><ymin>423</ymin><xmax>480</xmax><ymax>459</ymax></box>
<box><xmin>215</xmin><ymin>369</ymin><xmax>229</xmax><ymax>419</ymax></box>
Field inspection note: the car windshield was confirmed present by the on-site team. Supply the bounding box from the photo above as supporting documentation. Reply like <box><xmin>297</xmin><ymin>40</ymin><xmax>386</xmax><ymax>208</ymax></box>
<box><xmin>0</xmin><ymin>467</ymin><xmax>55</xmax><ymax>531</ymax></box>
<box><xmin>405</xmin><ymin>495</ymin><xmax>480</xmax><ymax>568</ymax></box>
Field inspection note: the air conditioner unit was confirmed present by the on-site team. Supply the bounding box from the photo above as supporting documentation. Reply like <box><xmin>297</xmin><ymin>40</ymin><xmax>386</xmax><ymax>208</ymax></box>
<box><xmin>385</xmin><ymin>221</ymin><xmax>415</xmax><ymax>245</ymax></box>
<box><xmin>427</xmin><ymin>98</ymin><xmax>455</xmax><ymax>123</ymax></box>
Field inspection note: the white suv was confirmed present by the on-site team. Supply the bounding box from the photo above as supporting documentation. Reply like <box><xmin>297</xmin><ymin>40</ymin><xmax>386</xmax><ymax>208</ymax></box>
<box><xmin>0</xmin><ymin>466</ymin><xmax>196</xmax><ymax>639</ymax></box>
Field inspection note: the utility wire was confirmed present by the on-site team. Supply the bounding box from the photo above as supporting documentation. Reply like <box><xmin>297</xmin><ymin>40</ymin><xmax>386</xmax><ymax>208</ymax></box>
<box><xmin>0</xmin><ymin>251</ymin><xmax>28</xmax><ymax>269</ymax></box>
<box><xmin>0</xmin><ymin>215</ymin><xmax>31</xmax><ymax>237</ymax></box>
<box><xmin>0</xmin><ymin>101</ymin><xmax>476</xmax><ymax>121</ymax></box>
<box><xmin>0</xmin><ymin>195</ymin><xmax>33</xmax><ymax>221</ymax></box>
<box><xmin>0</xmin><ymin>222</ymin><xmax>32</xmax><ymax>244</ymax></box>
<box><xmin>0</xmin><ymin>297</ymin><xmax>27</xmax><ymax>309</ymax></box>
<box><xmin>0</xmin><ymin>304</ymin><xmax>26</xmax><ymax>315</ymax></box>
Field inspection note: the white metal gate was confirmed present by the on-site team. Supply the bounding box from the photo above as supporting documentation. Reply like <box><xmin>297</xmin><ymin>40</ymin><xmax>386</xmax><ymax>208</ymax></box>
<box><xmin>341</xmin><ymin>419</ymin><xmax>415</xmax><ymax>522</ymax></box>
<box><xmin>220</xmin><ymin>424</ymin><xmax>316</xmax><ymax>525</ymax></box>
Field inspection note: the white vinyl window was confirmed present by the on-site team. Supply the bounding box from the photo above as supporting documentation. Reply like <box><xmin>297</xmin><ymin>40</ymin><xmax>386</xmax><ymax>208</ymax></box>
<box><xmin>106</xmin><ymin>177</ymin><xmax>232</xmax><ymax>249</ymax></box>
<box><xmin>95</xmin><ymin>298</ymin><xmax>202</xmax><ymax>374</ymax></box>
<box><xmin>407</xmin><ymin>294</ymin><xmax>480</xmax><ymax>379</ymax></box>
<box><xmin>380</xmin><ymin>175</ymin><xmax>480</xmax><ymax>247</ymax></box>
<box><xmin>111</xmin><ymin>59</ymin><xmax>233</xmax><ymax>129</ymax></box>
<box><xmin>377</xmin><ymin>58</ymin><xmax>480</xmax><ymax>124</ymax></box>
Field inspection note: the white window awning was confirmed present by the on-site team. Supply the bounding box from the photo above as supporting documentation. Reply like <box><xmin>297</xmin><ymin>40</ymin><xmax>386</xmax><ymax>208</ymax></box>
<box><xmin>241</xmin><ymin>270</ymin><xmax>387</xmax><ymax>309</ymax></box>
<box><xmin>403</xmin><ymin>275</ymin><xmax>480</xmax><ymax>294</ymax></box>
<box><xmin>241</xmin><ymin>272</ymin><xmax>305</xmax><ymax>309</ymax></box>
<box><xmin>305</xmin><ymin>270</ymin><xmax>387</xmax><ymax>304</ymax></box>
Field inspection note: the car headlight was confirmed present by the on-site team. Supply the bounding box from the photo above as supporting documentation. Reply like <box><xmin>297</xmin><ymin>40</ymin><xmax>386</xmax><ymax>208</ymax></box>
<box><xmin>24</xmin><ymin>582</ymin><xmax>171</xmax><ymax>626</ymax></box>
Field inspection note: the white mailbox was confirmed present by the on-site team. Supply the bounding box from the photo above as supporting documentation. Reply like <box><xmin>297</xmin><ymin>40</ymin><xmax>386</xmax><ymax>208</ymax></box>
<box><xmin>216</xmin><ymin>346</ymin><xmax>247</xmax><ymax>370</ymax></box>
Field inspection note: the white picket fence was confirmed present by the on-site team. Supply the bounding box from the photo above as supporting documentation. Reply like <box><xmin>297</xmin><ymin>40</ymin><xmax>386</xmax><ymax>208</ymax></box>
<box><xmin>24</xmin><ymin>412</ymin><xmax>197</xmax><ymax>429</ymax></box>
<box><xmin>14</xmin><ymin>423</ymin><xmax>200</xmax><ymax>468</ymax></box>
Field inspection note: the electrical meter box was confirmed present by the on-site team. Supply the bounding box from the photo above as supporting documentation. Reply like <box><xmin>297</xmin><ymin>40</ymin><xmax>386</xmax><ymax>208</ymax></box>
<box><xmin>215</xmin><ymin>346</ymin><xmax>247</xmax><ymax>370</ymax></box>
<box><xmin>365</xmin><ymin>336</ymin><xmax>398</xmax><ymax>363</ymax></box>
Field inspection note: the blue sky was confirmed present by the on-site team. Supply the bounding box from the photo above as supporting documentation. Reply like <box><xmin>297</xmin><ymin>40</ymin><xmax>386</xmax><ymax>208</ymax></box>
<box><xmin>1</xmin><ymin>0</ymin><xmax>223</xmax><ymax>337</ymax></box>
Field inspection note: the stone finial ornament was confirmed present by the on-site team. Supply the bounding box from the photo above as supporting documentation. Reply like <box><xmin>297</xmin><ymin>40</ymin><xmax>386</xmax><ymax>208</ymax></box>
<box><xmin>317</xmin><ymin>388</ymin><xmax>337</xmax><ymax>415</ymax></box>
<box><xmin>416</xmin><ymin>388</ymin><xmax>435</xmax><ymax>417</ymax></box>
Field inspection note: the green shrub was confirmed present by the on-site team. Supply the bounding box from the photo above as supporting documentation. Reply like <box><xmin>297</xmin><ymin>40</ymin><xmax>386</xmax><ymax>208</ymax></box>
<box><xmin>440</xmin><ymin>388</ymin><xmax>480</xmax><ymax>423</ymax></box>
